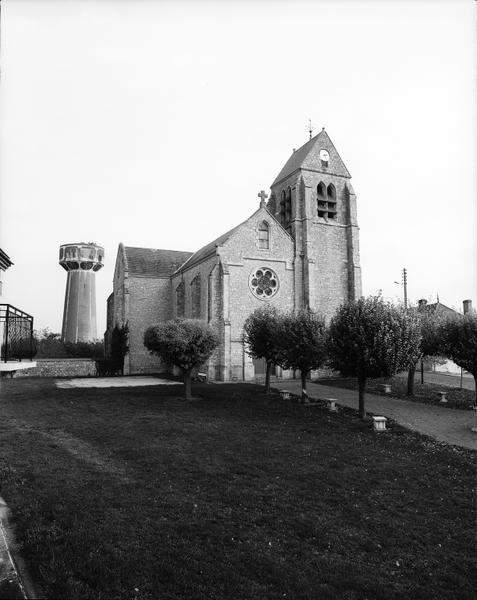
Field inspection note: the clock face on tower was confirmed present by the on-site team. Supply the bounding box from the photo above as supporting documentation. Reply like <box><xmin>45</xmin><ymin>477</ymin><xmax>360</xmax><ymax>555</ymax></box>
<box><xmin>319</xmin><ymin>149</ymin><xmax>330</xmax><ymax>162</ymax></box>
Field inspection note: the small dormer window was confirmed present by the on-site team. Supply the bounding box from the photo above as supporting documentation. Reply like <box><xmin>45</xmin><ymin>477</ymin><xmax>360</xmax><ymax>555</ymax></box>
<box><xmin>258</xmin><ymin>221</ymin><xmax>270</xmax><ymax>249</ymax></box>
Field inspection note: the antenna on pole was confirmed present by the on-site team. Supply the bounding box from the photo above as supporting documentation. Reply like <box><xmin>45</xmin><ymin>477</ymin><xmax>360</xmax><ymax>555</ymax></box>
<box><xmin>308</xmin><ymin>119</ymin><xmax>314</xmax><ymax>140</ymax></box>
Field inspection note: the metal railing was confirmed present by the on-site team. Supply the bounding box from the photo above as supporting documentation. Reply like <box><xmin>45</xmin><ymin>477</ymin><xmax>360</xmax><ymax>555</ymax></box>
<box><xmin>0</xmin><ymin>304</ymin><xmax>35</xmax><ymax>362</ymax></box>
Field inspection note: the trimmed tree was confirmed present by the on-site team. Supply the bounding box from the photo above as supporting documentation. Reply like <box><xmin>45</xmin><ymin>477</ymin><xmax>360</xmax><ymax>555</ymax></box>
<box><xmin>406</xmin><ymin>310</ymin><xmax>444</xmax><ymax>396</ymax></box>
<box><xmin>144</xmin><ymin>319</ymin><xmax>218</xmax><ymax>399</ymax></box>
<box><xmin>440</xmin><ymin>312</ymin><xmax>477</xmax><ymax>406</ymax></box>
<box><xmin>243</xmin><ymin>306</ymin><xmax>282</xmax><ymax>393</ymax></box>
<box><xmin>328</xmin><ymin>296</ymin><xmax>421</xmax><ymax>419</ymax></box>
<box><xmin>275</xmin><ymin>309</ymin><xmax>328</xmax><ymax>400</ymax></box>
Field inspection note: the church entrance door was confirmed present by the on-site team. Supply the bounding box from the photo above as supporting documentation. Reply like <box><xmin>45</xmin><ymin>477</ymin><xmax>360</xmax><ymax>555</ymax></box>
<box><xmin>252</xmin><ymin>358</ymin><xmax>276</xmax><ymax>376</ymax></box>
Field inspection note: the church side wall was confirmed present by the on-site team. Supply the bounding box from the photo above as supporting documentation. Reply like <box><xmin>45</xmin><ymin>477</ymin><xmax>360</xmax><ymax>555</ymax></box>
<box><xmin>171</xmin><ymin>256</ymin><xmax>224</xmax><ymax>380</ymax></box>
<box><xmin>127</xmin><ymin>277</ymin><xmax>172</xmax><ymax>374</ymax></box>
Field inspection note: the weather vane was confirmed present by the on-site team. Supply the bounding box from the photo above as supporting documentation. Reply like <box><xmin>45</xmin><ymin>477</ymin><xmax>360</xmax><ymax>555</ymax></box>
<box><xmin>308</xmin><ymin>119</ymin><xmax>314</xmax><ymax>140</ymax></box>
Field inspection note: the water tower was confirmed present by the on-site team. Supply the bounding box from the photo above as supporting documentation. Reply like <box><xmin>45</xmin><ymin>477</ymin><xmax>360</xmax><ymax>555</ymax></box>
<box><xmin>59</xmin><ymin>242</ymin><xmax>104</xmax><ymax>343</ymax></box>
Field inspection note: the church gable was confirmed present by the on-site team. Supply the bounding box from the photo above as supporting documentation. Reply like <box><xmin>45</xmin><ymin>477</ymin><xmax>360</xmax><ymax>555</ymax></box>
<box><xmin>174</xmin><ymin>225</ymin><xmax>240</xmax><ymax>275</ymax></box>
<box><xmin>219</xmin><ymin>207</ymin><xmax>294</xmax><ymax>263</ymax></box>
<box><xmin>272</xmin><ymin>129</ymin><xmax>351</xmax><ymax>187</ymax></box>
<box><xmin>113</xmin><ymin>243</ymin><xmax>127</xmax><ymax>285</ymax></box>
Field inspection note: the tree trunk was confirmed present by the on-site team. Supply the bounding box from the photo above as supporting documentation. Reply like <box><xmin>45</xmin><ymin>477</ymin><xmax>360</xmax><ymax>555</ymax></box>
<box><xmin>184</xmin><ymin>370</ymin><xmax>192</xmax><ymax>399</ymax></box>
<box><xmin>301</xmin><ymin>370</ymin><xmax>308</xmax><ymax>401</ymax></box>
<box><xmin>358</xmin><ymin>376</ymin><xmax>366</xmax><ymax>420</ymax></box>
<box><xmin>407</xmin><ymin>364</ymin><xmax>416</xmax><ymax>396</ymax></box>
<box><xmin>264</xmin><ymin>361</ymin><xmax>272</xmax><ymax>394</ymax></box>
<box><xmin>473</xmin><ymin>374</ymin><xmax>477</xmax><ymax>408</ymax></box>
<box><xmin>421</xmin><ymin>360</ymin><xmax>424</xmax><ymax>384</ymax></box>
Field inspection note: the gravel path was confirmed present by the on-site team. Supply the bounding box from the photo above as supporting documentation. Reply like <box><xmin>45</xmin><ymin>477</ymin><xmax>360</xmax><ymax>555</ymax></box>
<box><xmin>273</xmin><ymin>381</ymin><xmax>477</xmax><ymax>451</ymax></box>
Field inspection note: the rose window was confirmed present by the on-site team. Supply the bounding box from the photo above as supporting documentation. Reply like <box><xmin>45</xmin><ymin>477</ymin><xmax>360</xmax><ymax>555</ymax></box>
<box><xmin>249</xmin><ymin>267</ymin><xmax>279</xmax><ymax>300</ymax></box>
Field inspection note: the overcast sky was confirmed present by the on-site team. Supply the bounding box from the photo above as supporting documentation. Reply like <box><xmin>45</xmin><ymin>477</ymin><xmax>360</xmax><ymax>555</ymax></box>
<box><xmin>0</xmin><ymin>0</ymin><xmax>475</xmax><ymax>335</ymax></box>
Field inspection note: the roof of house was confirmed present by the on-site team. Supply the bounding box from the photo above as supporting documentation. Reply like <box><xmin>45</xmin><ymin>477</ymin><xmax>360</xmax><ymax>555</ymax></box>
<box><xmin>418</xmin><ymin>301</ymin><xmax>457</xmax><ymax>315</ymax></box>
<box><xmin>272</xmin><ymin>128</ymin><xmax>351</xmax><ymax>186</ymax></box>
<box><xmin>123</xmin><ymin>246</ymin><xmax>193</xmax><ymax>277</ymax></box>
<box><xmin>0</xmin><ymin>248</ymin><xmax>13</xmax><ymax>271</ymax></box>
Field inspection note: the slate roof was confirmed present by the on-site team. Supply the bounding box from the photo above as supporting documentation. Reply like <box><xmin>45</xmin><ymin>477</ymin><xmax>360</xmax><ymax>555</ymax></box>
<box><xmin>0</xmin><ymin>248</ymin><xmax>13</xmax><ymax>271</ymax></box>
<box><xmin>272</xmin><ymin>128</ymin><xmax>351</xmax><ymax>186</ymax></box>
<box><xmin>175</xmin><ymin>224</ymin><xmax>241</xmax><ymax>274</ymax></box>
<box><xmin>123</xmin><ymin>246</ymin><xmax>192</xmax><ymax>277</ymax></box>
<box><xmin>417</xmin><ymin>301</ymin><xmax>457</xmax><ymax>315</ymax></box>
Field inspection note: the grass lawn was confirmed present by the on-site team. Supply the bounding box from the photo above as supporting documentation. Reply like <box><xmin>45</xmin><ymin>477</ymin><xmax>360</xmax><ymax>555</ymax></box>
<box><xmin>317</xmin><ymin>376</ymin><xmax>475</xmax><ymax>410</ymax></box>
<box><xmin>0</xmin><ymin>378</ymin><xmax>475</xmax><ymax>600</ymax></box>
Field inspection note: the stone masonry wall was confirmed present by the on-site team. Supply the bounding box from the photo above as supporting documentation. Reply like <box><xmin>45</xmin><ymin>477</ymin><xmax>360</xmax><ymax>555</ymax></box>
<box><xmin>171</xmin><ymin>255</ymin><xmax>221</xmax><ymax>379</ymax></box>
<box><xmin>220</xmin><ymin>208</ymin><xmax>295</xmax><ymax>381</ymax></box>
<box><xmin>128</xmin><ymin>277</ymin><xmax>172</xmax><ymax>374</ymax></box>
<box><xmin>15</xmin><ymin>358</ymin><xmax>97</xmax><ymax>378</ymax></box>
<box><xmin>170</xmin><ymin>209</ymin><xmax>296</xmax><ymax>381</ymax></box>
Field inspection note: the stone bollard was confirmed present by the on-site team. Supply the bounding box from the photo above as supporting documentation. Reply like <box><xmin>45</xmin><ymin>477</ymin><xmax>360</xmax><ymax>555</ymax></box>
<box><xmin>438</xmin><ymin>391</ymin><xmax>447</xmax><ymax>403</ymax></box>
<box><xmin>372</xmin><ymin>416</ymin><xmax>387</xmax><ymax>431</ymax></box>
<box><xmin>381</xmin><ymin>384</ymin><xmax>392</xmax><ymax>394</ymax></box>
<box><xmin>279</xmin><ymin>390</ymin><xmax>291</xmax><ymax>400</ymax></box>
<box><xmin>326</xmin><ymin>399</ymin><xmax>338</xmax><ymax>412</ymax></box>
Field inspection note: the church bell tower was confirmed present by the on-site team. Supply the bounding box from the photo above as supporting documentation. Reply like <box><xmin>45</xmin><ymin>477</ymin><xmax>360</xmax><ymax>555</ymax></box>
<box><xmin>267</xmin><ymin>128</ymin><xmax>361</xmax><ymax>319</ymax></box>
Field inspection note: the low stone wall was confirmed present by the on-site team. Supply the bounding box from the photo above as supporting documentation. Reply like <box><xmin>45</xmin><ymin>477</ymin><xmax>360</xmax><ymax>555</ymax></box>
<box><xmin>15</xmin><ymin>358</ymin><xmax>97</xmax><ymax>378</ymax></box>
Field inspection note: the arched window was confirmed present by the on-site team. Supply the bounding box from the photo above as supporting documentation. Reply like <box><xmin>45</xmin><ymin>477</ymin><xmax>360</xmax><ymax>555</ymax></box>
<box><xmin>327</xmin><ymin>183</ymin><xmax>337</xmax><ymax>219</ymax></box>
<box><xmin>317</xmin><ymin>182</ymin><xmax>327</xmax><ymax>217</ymax></box>
<box><xmin>278</xmin><ymin>188</ymin><xmax>293</xmax><ymax>231</ymax></box>
<box><xmin>317</xmin><ymin>181</ymin><xmax>337</xmax><ymax>220</ymax></box>
<box><xmin>285</xmin><ymin>188</ymin><xmax>292</xmax><ymax>224</ymax></box>
<box><xmin>258</xmin><ymin>221</ymin><xmax>270</xmax><ymax>249</ymax></box>
<box><xmin>176</xmin><ymin>281</ymin><xmax>185</xmax><ymax>317</ymax></box>
<box><xmin>280</xmin><ymin>190</ymin><xmax>286</xmax><ymax>225</ymax></box>
<box><xmin>191</xmin><ymin>275</ymin><xmax>201</xmax><ymax>319</ymax></box>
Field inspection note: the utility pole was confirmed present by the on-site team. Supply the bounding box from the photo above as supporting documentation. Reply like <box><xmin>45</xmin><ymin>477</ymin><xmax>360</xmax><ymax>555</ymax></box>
<box><xmin>402</xmin><ymin>268</ymin><xmax>408</xmax><ymax>309</ymax></box>
<box><xmin>394</xmin><ymin>267</ymin><xmax>408</xmax><ymax>308</ymax></box>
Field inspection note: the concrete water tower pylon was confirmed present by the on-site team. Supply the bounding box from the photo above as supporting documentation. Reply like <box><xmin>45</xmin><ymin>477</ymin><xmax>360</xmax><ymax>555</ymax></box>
<box><xmin>59</xmin><ymin>242</ymin><xmax>104</xmax><ymax>343</ymax></box>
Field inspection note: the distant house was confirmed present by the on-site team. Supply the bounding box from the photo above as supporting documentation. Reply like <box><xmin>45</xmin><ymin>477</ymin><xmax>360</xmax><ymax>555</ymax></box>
<box><xmin>0</xmin><ymin>248</ymin><xmax>13</xmax><ymax>296</ymax></box>
<box><xmin>417</xmin><ymin>298</ymin><xmax>473</xmax><ymax>375</ymax></box>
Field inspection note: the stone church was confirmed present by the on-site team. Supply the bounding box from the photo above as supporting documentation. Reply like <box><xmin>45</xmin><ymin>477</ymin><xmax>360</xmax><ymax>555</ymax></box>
<box><xmin>105</xmin><ymin>129</ymin><xmax>362</xmax><ymax>379</ymax></box>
